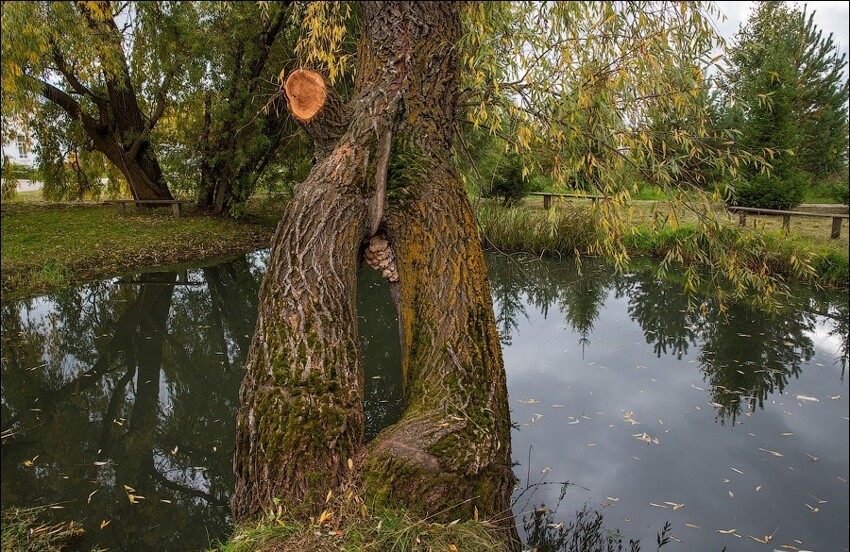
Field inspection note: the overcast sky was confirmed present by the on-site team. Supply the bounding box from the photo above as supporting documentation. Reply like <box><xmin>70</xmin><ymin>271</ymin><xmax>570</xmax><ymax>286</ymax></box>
<box><xmin>713</xmin><ymin>1</ymin><xmax>850</xmax><ymax>59</ymax></box>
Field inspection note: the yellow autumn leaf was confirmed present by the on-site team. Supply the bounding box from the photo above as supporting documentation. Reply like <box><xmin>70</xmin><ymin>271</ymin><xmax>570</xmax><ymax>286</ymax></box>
<box><xmin>317</xmin><ymin>509</ymin><xmax>333</xmax><ymax>525</ymax></box>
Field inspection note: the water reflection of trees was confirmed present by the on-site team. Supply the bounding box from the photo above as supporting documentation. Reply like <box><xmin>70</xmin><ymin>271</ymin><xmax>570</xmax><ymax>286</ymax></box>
<box><xmin>514</xmin><ymin>482</ymin><xmax>657</xmax><ymax>552</ymax></box>
<box><xmin>486</xmin><ymin>253</ymin><xmax>849</xmax><ymax>425</ymax></box>
<box><xmin>488</xmin><ymin>254</ymin><xmax>613</xmax><ymax>354</ymax></box>
<box><xmin>0</xmin><ymin>256</ymin><xmax>261</xmax><ymax>551</ymax></box>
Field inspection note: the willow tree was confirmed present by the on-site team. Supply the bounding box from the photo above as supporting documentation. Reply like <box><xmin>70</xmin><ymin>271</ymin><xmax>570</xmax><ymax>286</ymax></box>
<box><xmin>233</xmin><ymin>0</ymin><xmax>515</xmax><ymax>526</ymax></box>
<box><xmin>0</xmin><ymin>1</ymin><xmax>204</xmax><ymax>201</ymax></box>
<box><xmin>231</xmin><ymin>1</ymin><xmax>772</xmax><ymax>543</ymax></box>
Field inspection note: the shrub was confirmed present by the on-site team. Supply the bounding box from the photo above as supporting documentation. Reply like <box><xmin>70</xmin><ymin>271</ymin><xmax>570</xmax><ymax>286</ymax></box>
<box><xmin>731</xmin><ymin>171</ymin><xmax>806</xmax><ymax>209</ymax></box>
<box><xmin>825</xmin><ymin>170</ymin><xmax>850</xmax><ymax>205</ymax></box>
<box><xmin>489</xmin><ymin>153</ymin><xmax>538</xmax><ymax>206</ymax></box>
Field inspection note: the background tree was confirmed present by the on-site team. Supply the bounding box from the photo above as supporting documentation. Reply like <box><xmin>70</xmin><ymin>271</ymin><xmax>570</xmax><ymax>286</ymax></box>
<box><xmin>721</xmin><ymin>1</ymin><xmax>849</xmax><ymax>209</ymax></box>
<box><xmin>175</xmin><ymin>1</ymin><xmax>314</xmax><ymax>216</ymax></box>
<box><xmin>2</xmin><ymin>1</ymin><xmax>319</xmax><ymax>213</ymax></box>
<box><xmin>0</xmin><ymin>1</ymin><xmax>204</xmax><ymax>201</ymax></box>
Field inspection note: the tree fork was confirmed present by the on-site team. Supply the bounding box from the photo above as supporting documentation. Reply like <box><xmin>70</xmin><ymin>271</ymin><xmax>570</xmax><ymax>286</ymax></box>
<box><xmin>234</xmin><ymin>3</ymin><xmax>517</xmax><ymax>545</ymax></box>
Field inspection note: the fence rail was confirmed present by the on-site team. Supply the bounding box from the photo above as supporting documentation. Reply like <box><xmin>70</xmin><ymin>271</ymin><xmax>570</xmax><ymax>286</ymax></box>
<box><xmin>726</xmin><ymin>205</ymin><xmax>848</xmax><ymax>239</ymax></box>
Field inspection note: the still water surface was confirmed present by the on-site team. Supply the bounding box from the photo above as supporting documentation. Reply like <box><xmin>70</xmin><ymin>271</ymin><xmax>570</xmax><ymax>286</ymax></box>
<box><xmin>1</xmin><ymin>251</ymin><xmax>847</xmax><ymax>551</ymax></box>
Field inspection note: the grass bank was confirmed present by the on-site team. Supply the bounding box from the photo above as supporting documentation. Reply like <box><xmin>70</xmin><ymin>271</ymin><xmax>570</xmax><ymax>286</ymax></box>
<box><xmin>478</xmin><ymin>201</ymin><xmax>849</xmax><ymax>289</ymax></box>
<box><xmin>0</xmin><ymin>198</ymin><xmax>284</xmax><ymax>301</ymax></box>
<box><xmin>1</xmin><ymin>506</ymin><xmax>88</xmax><ymax>552</ymax></box>
<box><xmin>2</xmin><ymin>195</ymin><xmax>846</xmax><ymax>302</ymax></box>
<box><xmin>213</xmin><ymin>511</ymin><xmax>505</xmax><ymax>552</ymax></box>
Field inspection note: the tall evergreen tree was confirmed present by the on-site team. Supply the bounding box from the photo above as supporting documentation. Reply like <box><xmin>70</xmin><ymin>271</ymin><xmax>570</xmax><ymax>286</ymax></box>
<box><xmin>722</xmin><ymin>1</ymin><xmax>849</xmax><ymax>208</ymax></box>
<box><xmin>795</xmin><ymin>9</ymin><xmax>849</xmax><ymax>179</ymax></box>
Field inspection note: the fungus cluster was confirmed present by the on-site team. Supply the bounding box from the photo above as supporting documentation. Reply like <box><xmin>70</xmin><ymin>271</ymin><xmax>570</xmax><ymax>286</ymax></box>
<box><xmin>364</xmin><ymin>235</ymin><xmax>399</xmax><ymax>282</ymax></box>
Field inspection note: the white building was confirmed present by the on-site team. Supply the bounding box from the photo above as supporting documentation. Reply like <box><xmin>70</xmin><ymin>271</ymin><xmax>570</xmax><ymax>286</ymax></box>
<box><xmin>2</xmin><ymin>131</ymin><xmax>37</xmax><ymax>168</ymax></box>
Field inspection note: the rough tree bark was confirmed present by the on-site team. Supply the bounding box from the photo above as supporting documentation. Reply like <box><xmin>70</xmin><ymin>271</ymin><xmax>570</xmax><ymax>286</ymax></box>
<box><xmin>233</xmin><ymin>1</ymin><xmax>516</xmax><ymax>543</ymax></box>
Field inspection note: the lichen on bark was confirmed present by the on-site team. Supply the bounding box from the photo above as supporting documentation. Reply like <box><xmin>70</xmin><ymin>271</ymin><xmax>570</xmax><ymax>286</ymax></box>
<box><xmin>233</xmin><ymin>2</ymin><xmax>517</xmax><ymax>547</ymax></box>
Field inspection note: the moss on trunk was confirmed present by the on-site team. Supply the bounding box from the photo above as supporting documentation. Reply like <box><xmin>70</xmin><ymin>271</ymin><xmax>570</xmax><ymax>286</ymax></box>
<box><xmin>233</xmin><ymin>3</ymin><xmax>517</xmax><ymax>547</ymax></box>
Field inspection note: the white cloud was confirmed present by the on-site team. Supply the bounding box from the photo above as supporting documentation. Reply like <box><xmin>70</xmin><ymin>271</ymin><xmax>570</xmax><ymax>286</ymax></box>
<box><xmin>713</xmin><ymin>1</ymin><xmax>849</xmax><ymax>59</ymax></box>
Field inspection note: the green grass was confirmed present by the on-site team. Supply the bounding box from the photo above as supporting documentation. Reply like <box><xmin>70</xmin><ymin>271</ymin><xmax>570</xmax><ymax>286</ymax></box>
<box><xmin>207</xmin><ymin>476</ymin><xmax>509</xmax><ymax>551</ymax></box>
<box><xmin>2</xmin><ymin>193</ymin><xmax>846</xmax><ymax>301</ymax></box>
<box><xmin>1</xmin><ymin>198</ymin><xmax>285</xmax><ymax>300</ymax></box>
<box><xmin>214</xmin><ymin>515</ymin><xmax>504</xmax><ymax>552</ymax></box>
<box><xmin>211</xmin><ymin>508</ymin><xmax>506</xmax><ymax>552</ymax></box>
<box><xmin>477</xmin><ymin>202</ymin><xmax>597</xmax><ymax>255</ymax></box>
<box><xmin>478</xmin><ymin>200</ymin><xmax>849</xmax><ymax>289</ymax></box>
<box><xmin>1</xmin><ymin>506</ymin><xmax>88</xmax><ymax>552</ymax></box>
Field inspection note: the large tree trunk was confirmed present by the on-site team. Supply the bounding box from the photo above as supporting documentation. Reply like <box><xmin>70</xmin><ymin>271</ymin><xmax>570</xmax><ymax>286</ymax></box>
<box><xmin>233</xmin><ymin>0</ymin><xmax>516</xmax><ymax>542</ymax></box>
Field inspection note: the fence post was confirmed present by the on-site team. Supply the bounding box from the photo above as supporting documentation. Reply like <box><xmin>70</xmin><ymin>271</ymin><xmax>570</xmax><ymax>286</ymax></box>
<box><xmin>738</xmin><ymin>212</ymin><xmax>746</xmax><ymax>227</ymax></box>
<box><xmin>782</xmin><ymin>214</ymin><xmax>790</xmax><ymax>232</ymax></box>
<box><xmin>831</xmin><ymin>217</ymin><xmax>842</xmax><ymax>239</ymax></box>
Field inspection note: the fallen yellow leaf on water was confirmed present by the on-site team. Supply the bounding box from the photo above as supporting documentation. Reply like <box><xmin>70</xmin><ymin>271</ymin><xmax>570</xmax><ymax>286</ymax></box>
<box><xmin>716</xmin><ymin>528</ymin><xmax>737</xmax><ymax>534</ymax></box>
<box><xmin>758</xmin><ymin>448</ymin><xmax>783</xmax><ymax>457</ymax></box>
<box><xmin>684</xmin><ymin>523</ymin><xmax>701</xmax><ymax>529</ymax></box>
<box><xmin>649</xmin><ymin>503</ymin><xmax>668</xmax><ymax>509</ymax></box>
<box><xmin>794</xmin><ymin>394</ymin><xmax>818</xmax><ymax>402</ymax></box>
<box><xmin>123</xmin><ymin>485</ymin><xmax>135</xmax><ymax>492</ymax></box>
<box><xmin>755</xmin><ymin>485</ymin><xmax>762</xmax><ymax>492</ymax></box>
<box><xmin>749</xmin><ymin>534</ymin><xmax>773</xmax><ymax>544</ymax></box>
<box><xmin>100</xmin><ymin>520</ymin><xmax>111</xmax><ymax>529</ymax></box>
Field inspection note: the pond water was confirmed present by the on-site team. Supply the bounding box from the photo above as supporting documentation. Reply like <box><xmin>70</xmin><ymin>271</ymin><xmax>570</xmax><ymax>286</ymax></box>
<box><xmin>1</xmin><ymin>251</ymin><xmax>847</xmax><ymax>551</ymax></box>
